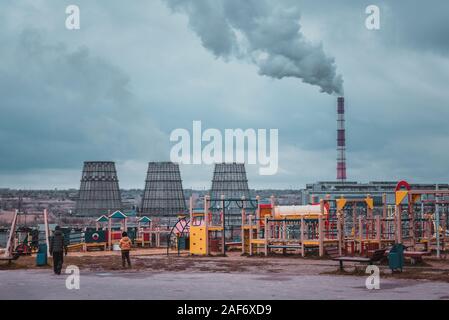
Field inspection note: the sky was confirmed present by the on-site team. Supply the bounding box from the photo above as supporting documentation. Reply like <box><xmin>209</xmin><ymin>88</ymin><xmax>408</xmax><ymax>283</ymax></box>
<box><xmin>0</xmin><ymin>0</ymin><xmax>449</xmax><ymax>190</ymax></box>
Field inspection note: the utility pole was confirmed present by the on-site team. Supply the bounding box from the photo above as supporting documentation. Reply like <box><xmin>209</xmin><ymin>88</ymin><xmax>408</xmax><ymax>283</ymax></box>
<box><xmin>436</xmin><ymin>184</ymin><xmax>440</xmax><ymax>258</ymax></box>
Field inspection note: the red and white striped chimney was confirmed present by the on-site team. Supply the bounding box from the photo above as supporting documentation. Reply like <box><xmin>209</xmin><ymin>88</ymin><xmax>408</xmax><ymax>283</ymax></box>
<box><xmin>337</xmin><ymin>97</ymin><xmax>347</xmax><ymax>182</ymax></box>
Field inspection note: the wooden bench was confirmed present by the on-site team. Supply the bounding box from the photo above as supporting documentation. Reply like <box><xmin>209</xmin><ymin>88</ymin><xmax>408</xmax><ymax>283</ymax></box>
<box><xmin>327</xmin><ymin>247</ymin><xmax>386</xmax><ymax>271</ymax></box>
<box><xmin>404</xmin><ymin>251</ymin><xmax>430</xmax><ymax>264</ymax></box>
<box><xmin>267</xmin><ymin>245</ymin><xmax>302</xmax><ymax>249</ymax></box>
<box><xmin>85</xmin><ymin>242</ymin><xmax>107</xmax><ymax>252</ymax></box>
<box><xmin>0</xmin><ymin>253</ymin><xmax>21</xmax><ymax>265</ymax></box>
<box><xmin>384</xmin><ymin>250</ymin><xmax>430</xmax><ymax>264</ymax></box>
<box><xmin>325</xmin><ymin>246</ymin><xmax>340</xmax><ymax>259</ymax></box>
<box><xmin>67</xmin><ymin>243</ymin><xmax>85</xmax><ymax>252</ymax></box>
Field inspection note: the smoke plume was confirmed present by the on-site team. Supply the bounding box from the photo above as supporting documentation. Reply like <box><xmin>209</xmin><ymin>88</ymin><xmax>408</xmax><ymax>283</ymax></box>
<box><xmin>163</xmin><ymin>0</ymin><xmax>343</xmax><ymax>95</ymax></box>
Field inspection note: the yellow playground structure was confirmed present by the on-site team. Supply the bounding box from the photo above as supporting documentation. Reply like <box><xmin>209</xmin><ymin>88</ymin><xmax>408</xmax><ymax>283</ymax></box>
<box><xmin>189</xmin><ymin>195</ymin><xmax>249</xmax><ymax>256</ymax></box>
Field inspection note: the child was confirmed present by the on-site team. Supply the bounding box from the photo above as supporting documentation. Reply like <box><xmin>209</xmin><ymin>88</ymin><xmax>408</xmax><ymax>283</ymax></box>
<box><xmin>119</xmin><ymin>232</ymin><xmax>132</xmax><ymax>268</ymax></box>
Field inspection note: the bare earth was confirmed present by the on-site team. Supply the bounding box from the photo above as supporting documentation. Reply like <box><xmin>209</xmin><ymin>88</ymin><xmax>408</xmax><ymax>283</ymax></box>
<box><xmin>1</xmin><ymin>249</ymin><xmax>449</xmax><ymax>299</ymax></box>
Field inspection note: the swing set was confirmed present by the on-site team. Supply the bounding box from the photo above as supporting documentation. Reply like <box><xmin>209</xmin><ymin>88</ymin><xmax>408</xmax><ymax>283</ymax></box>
<box><xmin>1</xmin><ymin>209</ymin><xmax>50</xmax><ymax>264</ymax></box>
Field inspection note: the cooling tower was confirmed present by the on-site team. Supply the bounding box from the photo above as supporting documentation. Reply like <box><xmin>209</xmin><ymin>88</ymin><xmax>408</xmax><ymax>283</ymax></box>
<box><xmin>140</xmin><ymin>162</ymin><xmax>187</xmax><ymax>217</ymax></box>
<box><xmin>210</xmin><ymin>163</ymin><xmax>250</xmax><ymax>226</ymax></box>
<box><xmin>75</xmin><ymin>161</ymin><xmax>122</xmax><ymax>217</ymax></box>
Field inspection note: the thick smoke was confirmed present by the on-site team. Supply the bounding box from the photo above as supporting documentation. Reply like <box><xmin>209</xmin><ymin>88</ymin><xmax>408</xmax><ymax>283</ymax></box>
<box><xmin>164</xmin><ymin>0</ymin><xmax>343</xmax><ymax>95</ymax></box>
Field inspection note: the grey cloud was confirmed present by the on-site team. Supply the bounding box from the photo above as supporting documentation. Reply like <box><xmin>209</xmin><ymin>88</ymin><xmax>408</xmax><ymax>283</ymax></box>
<box><xmin>0</xmin><ymin>28</ymin><xmax>167</xmax><ymax>173</ymax></box>
<box><xmin>296</xmin><ymin>0</ymin><xmax>449</xmax><ymax>56</ymax></box>
<box><xmin>163</xmin><ymin>0</ymin><xmax>343</xmax><ymax>95</ymax></box>
<box><xmin>381</xmin><ymin>0</ymin><xmax>449</xmax><ymax>56</ymax></box>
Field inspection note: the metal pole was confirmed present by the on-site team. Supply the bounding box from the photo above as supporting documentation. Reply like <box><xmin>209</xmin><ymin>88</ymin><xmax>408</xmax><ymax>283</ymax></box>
<box><xmin>108</xmin><ymin>210</ymin><xmax>112</xmax><ymax>251</ymax></box>
<box><xmin>44</xmin><ymin>209</ymin><xmax>50</xmax><ymax>257</ymax></box>
<box><xmin>204</xmin><ymin>195</ymin><xmax>209</xmax><ymax>255</ymax></box>
<box><xmin>421</xmin><ymin>200</ymin><xmax>425</xmax><ymax>243</ymax></box>
<box><xmin>264</xmin><ymin>216</ymin><xmax>268</xmax><ymax>256</ymax></box>
<box><xmin>301</xmin><ymin>217</ymin><xmax>305</xmax><ymax>257</ymax></box>
<box><xmin>4</xmin><ymin>210</ymin><xmax>18</xmax><ymax>258</ymax></box>
<box><xmin>241</xmin><ymin>196</ymin><xmax>246</xmax><ymax>255</ymax></box>
<box><xmin>221</xmin><ymin>195</ymin><xmax>226</xmax><ymax>256</ymax></box>
<box><xmin>249</xmin><ymin>215</ymin><xmax>253</xmax><ymax>256</ymax></box>
<box><xmin>436</xmin><ymin>186</ymin><xmax>441</xmax><ymax>258</ymax></box>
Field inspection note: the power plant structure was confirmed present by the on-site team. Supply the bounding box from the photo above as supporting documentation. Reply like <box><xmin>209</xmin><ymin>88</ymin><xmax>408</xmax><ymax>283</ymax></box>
<box><xmin>337</xmin><ymin>97</ymin><xmax>347</xmax><ymax>183</ymax></box>
<box><xmin>140</xmin><ymin>162</ymin><xmax>187</xmax><ymax>221</ymax></box>
<box><xmin>209</xmin><ymin>163</ymin><xmax>250</xmax><ymax>226</ymax></box>
<box><xmin>74</xmin><ymin>161</ymin><xmax>122</xmax><ymax>217</ymax></box>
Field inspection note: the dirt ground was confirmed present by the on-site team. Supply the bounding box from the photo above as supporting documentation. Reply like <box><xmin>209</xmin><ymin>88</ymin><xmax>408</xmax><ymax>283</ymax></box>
<box><xmin>2</xmin><ymin>248</ymin><xmax>449</xmax><ymax>283</ymax></box>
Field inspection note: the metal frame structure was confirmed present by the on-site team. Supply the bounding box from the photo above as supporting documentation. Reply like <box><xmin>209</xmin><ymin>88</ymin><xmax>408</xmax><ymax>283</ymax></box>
<box><xmin>242</xmin><ymin>194</ymin><xmax>398</xmax><ymax>258</ymax></box>
<box><xmin>1</xmin><ymin>209</ymin><xmax>49</xmax><ymax>263</ymax></box>
<box><xmin>168</xmin><ymin>195</ymin><xmax>258</xmax><ymax>256</ymax></box>
<box><xmin>395</xmin><ymin>180</ymin><xmax>449</xmax><ymax>258</ymax></box>
<box><xmin>166</xmin><ymin>215</ymin><xmax>190</xmax><ymax>256</ymax></box>
<box><xmin>242</xmin><ymin>197</ymin><xmax>335</xmax><ymax>257</ymax></box>
<box><xmin>335</xmin><ymin>194</ymin><xmax>395</xmax><ymax>255</ymax></box>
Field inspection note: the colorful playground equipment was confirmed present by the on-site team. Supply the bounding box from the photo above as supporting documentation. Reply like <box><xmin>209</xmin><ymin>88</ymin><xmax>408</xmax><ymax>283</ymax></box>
<box><xmin>241</xmin><ymin>186</ymin><xmax>443</xmax><ymax>258</ymax></box>
<box><xmin>181</xmin><ymin>195</ymin><xmax>258</xmax><ymax>256</ymax></box>
<box><xmin>107</xmin><ymin>210</ymin><xmax>128</xmax><ymax>249</ymax></box>
<box><xmin>63</xmin><ymin>212</ymin><xmax>175</xmax><ymax>252</ymax></box>
<box><xmin>166</xmin><ymin>215</ymin><xmax>190</xmax><ymax>255</ymax></box>
<box><xmin>394</xmin><ymin>180</ymin><xmax>449</xmax><ymax>257</ymax></box>
<box><xmin>181</xmin><ymin>189</ymin><xmax>432</xmax><ymax>258</ymax></box>
<box><xmin>1</xmin><ymin>209</ymin><xmax>50</xmax><ymax>264</ymax></box>
<box><xmin>135</xmin><ymin>216</ymin><xmax>152</xmax><ymax>246</ymax></box>
<box><xmin>65</xmin><ymin>211</ymin><xmax>127</xmax><ymax>252</ymax></box>
<box><xmin>242</xmin><ymin>197</ymin><xmax>338</xmax><ymax>257</ymax></box>
<box><xmin>335</xmin><ymin>194</ymin><xmax>395</xmax><ymax>255</ymax></box>
<box><xmin>189</xmin><ymin>195</ymin><xmax>226</xmax><ymax>256</ymax></box>
<box><xmin>3</xmin><ymin>179</ymin><xmax>445</xmax><ymax>264</ymax></box>
<box><xmin>135</xmin><ymin>216</ymin><xmax>171</xmax><ymax>248</ymax></box>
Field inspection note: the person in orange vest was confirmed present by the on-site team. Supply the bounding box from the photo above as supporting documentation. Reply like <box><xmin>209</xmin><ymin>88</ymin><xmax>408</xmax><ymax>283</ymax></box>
<box><xmin>119</xmin><ymin>232</ymin><xmax>132</xmax><ymax>268</ymax></box>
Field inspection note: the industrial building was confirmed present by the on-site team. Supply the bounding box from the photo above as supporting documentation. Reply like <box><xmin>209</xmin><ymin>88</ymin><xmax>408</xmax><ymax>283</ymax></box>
<box><xmin>299</xmin><ymin>181</ymin><xmax>449</xmax><ymax>206</ymax></box>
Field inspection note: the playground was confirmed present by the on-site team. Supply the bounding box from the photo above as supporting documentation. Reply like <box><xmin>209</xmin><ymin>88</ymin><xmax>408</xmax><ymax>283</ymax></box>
<box><xmin>2</xmin><ymin>180</ymin><xmax>449</xmax><ymax>299</ymax></box>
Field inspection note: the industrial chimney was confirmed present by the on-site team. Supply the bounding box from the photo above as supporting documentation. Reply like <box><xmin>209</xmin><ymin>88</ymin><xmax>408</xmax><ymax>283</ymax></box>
<box><xmin>337</xmin><ymin>97</ymin><xmax>347</xmax><ymax>183</ymax></box>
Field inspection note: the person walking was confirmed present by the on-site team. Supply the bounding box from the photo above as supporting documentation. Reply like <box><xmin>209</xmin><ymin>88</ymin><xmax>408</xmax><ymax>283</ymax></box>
<box><xmin>119</xmin><ymin>232</ymin><xmax>132</xmax><ymax>268</ymax></box>
<box><xmin>49</xmin><ymin>225</ymin><xmax>67</xmax><ymax>275</ymax></box>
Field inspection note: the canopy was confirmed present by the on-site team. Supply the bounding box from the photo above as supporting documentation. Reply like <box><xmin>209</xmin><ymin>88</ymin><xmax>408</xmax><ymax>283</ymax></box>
<box><xmin>138</xmin><ymin>216</ymin><xmax>152</xmax><ymax>223</ymax></box>
<box><xmin>109</xmin><ymin>211</ymin><xmax>127</xmax><ymax>219</ymax></box>
<box><xmin>96</xmin><ymin>215</ymin><xmax>109</xmax><ymax>223</ymax></box>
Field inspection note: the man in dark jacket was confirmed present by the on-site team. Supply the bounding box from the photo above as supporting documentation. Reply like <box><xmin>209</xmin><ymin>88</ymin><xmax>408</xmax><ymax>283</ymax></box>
<box><xmin>49</xmin><ymin>226</ymin><xmax>68</xmax><ymax>275</ymax></box>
